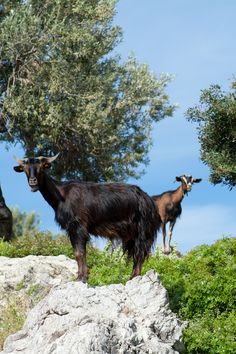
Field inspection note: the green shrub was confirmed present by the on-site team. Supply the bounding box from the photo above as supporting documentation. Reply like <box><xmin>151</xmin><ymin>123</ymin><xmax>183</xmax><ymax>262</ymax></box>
<box><xmin>0</xmin><ymin>232</ymin><xmax>74</xmax><ymax>258</ymax></box>
<box><xmin>88</xmin><ymin>245</ymin><xmax>131</xmax><ymax>286</ymax></box>
<box><xmin>179</xmin><ymin>239</ymin><xmax>236</xmax><ymax>318</ymax></box>
<box><xmin>184</xmin><ymin>310</ymin><xmax>236</xmax><ymax>354</ymax></box>
<box><xmin>154</xmin><ymin>237</ymin><xmax>236</xmax><ymax>353</ymax></box>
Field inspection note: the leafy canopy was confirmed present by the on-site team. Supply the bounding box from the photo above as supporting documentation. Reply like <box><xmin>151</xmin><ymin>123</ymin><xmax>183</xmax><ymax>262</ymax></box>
<box><xmin>0</xmin><ymin>0</ymin><xmax>174</xmax><ymax>181</ymax></box>
<box><xmin>186</xmin><ymin>82</ymin><xmax>236</xmax><ymax>188</ymax></box>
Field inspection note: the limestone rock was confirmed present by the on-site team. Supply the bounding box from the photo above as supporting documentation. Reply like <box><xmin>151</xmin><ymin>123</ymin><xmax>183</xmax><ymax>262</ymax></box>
<box><xmin>0</xmin><ymin>255</ymin><xmax>78</xmax><ymax>320</ymax></box>
<box><xmin>0</xmin><ymin>255</ymin><xmax>77</xmax><ymax>292</ymax></box>
<box><xmin>1</xmin><ymin>268</ymin><xmax>185</xmax><ymax>354</ymax></box>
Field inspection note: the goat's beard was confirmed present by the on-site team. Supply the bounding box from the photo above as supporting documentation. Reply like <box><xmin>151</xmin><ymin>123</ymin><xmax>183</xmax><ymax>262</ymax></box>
<box><xmin>29</xmin><ymin>185</ymin><xmax>39</xmax><ymax>192</ymax></box>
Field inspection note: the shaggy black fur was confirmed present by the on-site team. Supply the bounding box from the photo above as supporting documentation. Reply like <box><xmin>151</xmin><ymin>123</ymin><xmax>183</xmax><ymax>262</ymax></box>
<box><xmin>0</xmin><ymin>186</ymin><xmax>14</xmax><ymax>241</ymax></box>
<box><xmin>14</xmin><ymin>157</ymin><xmax>161</xmax><ymax>282</ymax></box>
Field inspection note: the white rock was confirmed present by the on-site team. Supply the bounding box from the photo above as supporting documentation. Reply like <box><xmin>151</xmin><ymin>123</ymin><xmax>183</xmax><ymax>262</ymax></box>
<box><xmin>1</xmin><ymin>261</ymin><xmax>185</xmax><ymax>354</ymax></box>
<box><xmin>0</xmin><ymin>255</ymin><xmax>78</xmax><ymax>322</ymax></box>
<box><xmin>0</xmin><ymin>255</ymin><xmax>78</xmax><ymax>291</ymax></box>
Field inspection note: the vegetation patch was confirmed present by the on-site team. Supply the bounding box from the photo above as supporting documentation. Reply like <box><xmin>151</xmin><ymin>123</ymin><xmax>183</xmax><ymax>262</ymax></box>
<box><xmin>0</xmin><ymin>298</ymin><xmax>27</xmax><ymax>350</ymax></box>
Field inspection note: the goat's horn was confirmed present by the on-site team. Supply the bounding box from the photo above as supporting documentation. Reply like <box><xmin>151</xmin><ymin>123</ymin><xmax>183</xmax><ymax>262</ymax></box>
<box><xmin>39</xmin><ymin>153</ymin><xmax>60</xmax><ymax>163</ymax></box>
<box><xmin>13</xmin><ymin>155</ymin><xmax>25</xmax><ymax>164</ymax></box>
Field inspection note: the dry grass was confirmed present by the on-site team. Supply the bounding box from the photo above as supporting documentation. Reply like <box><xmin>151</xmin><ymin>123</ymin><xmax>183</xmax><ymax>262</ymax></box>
<box><xmin>0</xmin><ymin>296</ymin><xmax>28</xmax><ymax>350</ymax></box>
<box><xmin>0</xmin><ymin>285</ymin><xmax>52</xmax><ymax>350</ymax></box>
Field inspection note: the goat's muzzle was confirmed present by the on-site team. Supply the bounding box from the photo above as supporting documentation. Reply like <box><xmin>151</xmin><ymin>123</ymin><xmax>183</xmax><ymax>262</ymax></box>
<box><xmin>29</xmin><ymin>177</ymin><xmax>38</xmax><ymax>192</ymax></box>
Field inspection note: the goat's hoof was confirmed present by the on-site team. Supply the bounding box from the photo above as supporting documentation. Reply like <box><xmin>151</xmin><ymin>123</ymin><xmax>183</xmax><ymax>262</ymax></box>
<box><xmin>76</xmin><ymin>276</ymin><xmax>88</xmax><ymax>283</ymax></box>
<box><xmin>162</xmin><ymin>248</ymin><xmax>170</xmax><ymax>254</ymax></box>
<box><xmin>161</xmin><ymin>246</ymin><xmax>166</xmax><ymax>253</ymax></box>
<box><xmin>164</xmin><ymin>246</ymin><xmax>173</xmax><ymax>255</ymax></box>
<box><xmin>161</xmin><ymin>246</ymin><xmax>171</xmax><ymax>255</ymax></box>
<box><xmin>129</xmin><ymin>273</ymin><xmax>139</xmax><ymax>281</ymax></box>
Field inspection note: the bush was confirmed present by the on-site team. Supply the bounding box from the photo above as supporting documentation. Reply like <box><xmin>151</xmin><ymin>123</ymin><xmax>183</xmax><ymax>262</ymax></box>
<box><xmin>0</xmin><ymin>232</ymin><xmax>73</xmax><ymax>258</ymax></box>
<box><xmin>150</xmin><ymin>237</ymin><xmax>236</xmax><ymax>353</ymax></box>
<box><xmin>184</xmin><ymin>310</ymin><xmax>236</xmax><ymax>354</ymax></box>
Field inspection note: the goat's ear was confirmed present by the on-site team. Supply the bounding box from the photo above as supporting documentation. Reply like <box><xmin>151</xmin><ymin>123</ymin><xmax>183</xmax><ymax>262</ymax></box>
<box><xmin>39</xmin><ymin>157</ymin><xmax>52</xmax><ymax>169</ymax></box>
<box><xmin>14</xmin><ymin>165</ymin><xmax>24</xmax><ymax>173</ymax></box>
<box><xmin>175</xmin><ymin>176</ymin><xmax>182</xmax><ymax>182</ymax></box>
<box><xmin>42</xmin><ymin>162</ymin><xmax>51</xmax><ymax>169</ymax></box>
<box><xmin>192</xmin><ymin>178</ymin><xmax>202</xmax><ymax>183</ymax></box>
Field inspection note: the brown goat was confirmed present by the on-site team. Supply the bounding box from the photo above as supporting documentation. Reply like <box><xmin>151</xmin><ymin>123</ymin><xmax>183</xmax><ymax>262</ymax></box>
<box><xmin>152</xmin><ymin>175</ymin><xmax>202</xmax><ymax>254</ymax></box>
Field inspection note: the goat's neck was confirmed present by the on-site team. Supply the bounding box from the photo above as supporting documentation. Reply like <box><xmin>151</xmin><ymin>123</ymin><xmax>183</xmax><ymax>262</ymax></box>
<box><xmin>38</xmin><ymin>172</ymin><xmax>63</xmax><ymax>210</ymax></box>
<box><xmin>172</xmin><ymin>185</ymin><xmax>185</xmax><ymax>204</ymax></box>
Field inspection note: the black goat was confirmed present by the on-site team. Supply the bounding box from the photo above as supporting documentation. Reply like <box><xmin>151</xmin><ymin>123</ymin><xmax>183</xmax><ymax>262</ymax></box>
<box><xmin>152</xmin><ymin>175</ymin><xmax>201</xmax><ymax>254</ymax></box>
<box><xmin>0</xmin><ymin>185</ymin><xmax>14</xmax><ymax>241</ymax></box>
<box><xmin>14</xmin><ymin>154</ymin><xmax>160</xmax><ymax>282</ymax></box>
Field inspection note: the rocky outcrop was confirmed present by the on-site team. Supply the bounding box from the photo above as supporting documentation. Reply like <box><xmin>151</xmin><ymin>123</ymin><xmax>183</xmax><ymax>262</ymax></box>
<box><xmin>0</xmin><ymin>255</ymin><xmax>77</xmax><ymax>292</ymax></box>
<box><xmin>0</xmin><ymin>255</ymin><xmax>77</xmax><ymax>313</ymax></box>
<box><xmin>0</xmin><ymin>256</ymin><xmax>185</xmax><ymax>353</ymax></box>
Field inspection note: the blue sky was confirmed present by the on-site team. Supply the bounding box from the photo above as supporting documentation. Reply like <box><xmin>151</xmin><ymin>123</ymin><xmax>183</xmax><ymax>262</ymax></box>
<box><xmin>1</xmin><ymin>0</ymin><xmax>236</xmax><ymax>253</ymax></box>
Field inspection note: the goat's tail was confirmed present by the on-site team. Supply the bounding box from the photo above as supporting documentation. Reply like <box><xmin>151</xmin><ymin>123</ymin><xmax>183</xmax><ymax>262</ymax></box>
<box><xmin>123</xmin><ymin>188</ymin><xmax>161</xmax><ymax>262</ymax></box>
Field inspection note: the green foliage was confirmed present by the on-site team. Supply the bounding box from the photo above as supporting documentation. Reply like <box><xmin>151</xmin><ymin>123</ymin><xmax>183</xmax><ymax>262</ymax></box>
<box><xmin>186</xmin><ymin>82</ymin><xmax>236</xmax><ymax>188</ymax></box>
<box><xmin>184</xmin><ymin>311</ymin><xmax>236</xmax><ymax>354</ymax></box>
<box><xmin>0</xmin><ymin>0</ymin><xmax>175</xmax><ymax>182</ymax></box>
<box><xmin>88</xmin><ymin>242</ymin><xmax>132</xmax><ymax>285</ymax></box>
<box><xmin>11</xmin><ymin>207</ymin><xmax>40</xmax><ymax>237</ymax></box>
<box><xmin>0</xmin><ymin>231</ymin><xmax>74</xmax><ymax>258</ymax></box>
<box><xmin>155</xmin><ymin>237</ymin><xmax>236</xmax><ymax>353</ymax></box>
<box><xmin>178</xmin><ymin>239</ymin><xmax>236</xmax><ymax>318</ymax></box>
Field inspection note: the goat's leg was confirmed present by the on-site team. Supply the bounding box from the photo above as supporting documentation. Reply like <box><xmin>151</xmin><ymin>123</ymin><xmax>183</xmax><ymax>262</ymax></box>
<box><xmin>161</xmin><ymin>223</ymin><xmax>167</xmax><ymax>253</ymax></box>
<box><xmin>75</xmin><ymin>235</ymin><xmax>89</xmax><ymax>283</ymax></box>
<box><xmin>124</xmin><ymin>239</ymin><xmax>145</xmax><ymax>280</ymax></box>
<box><xmin>130</xmin><ymin>258</ymin><xmax>144</xmax><ymax>280</ymax></box>
<box><xmin>166</xmin><ymin>220</ymin><xmax>176</xmax><ymax>254</ymax></box>
<box><xmin>68</xmin><ymin>224</ymin><xmax>89</xmax><ymax>283</ymax></box>
<box><xmin>130</xmin><ymin>235</ymin><xmax>154</xmax><ymax>278</ymax></box>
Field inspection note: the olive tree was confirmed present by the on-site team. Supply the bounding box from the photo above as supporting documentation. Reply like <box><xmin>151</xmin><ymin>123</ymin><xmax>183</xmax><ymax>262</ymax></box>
<box><xmin>186</xmin><ymin>83</ymin><xmax>236</xmax><ymax>188</ymax></box>
<box><xmin>0</xmin><ymin>0</ymin><xmax>175</xmax><ymax>182</ymax></box>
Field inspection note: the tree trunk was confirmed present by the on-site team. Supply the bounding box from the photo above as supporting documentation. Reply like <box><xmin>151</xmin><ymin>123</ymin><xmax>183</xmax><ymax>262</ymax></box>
<box><xmin>0</xmin><ymin>185</ymin><xmax>14</xmax><ymax>241</ymax></box>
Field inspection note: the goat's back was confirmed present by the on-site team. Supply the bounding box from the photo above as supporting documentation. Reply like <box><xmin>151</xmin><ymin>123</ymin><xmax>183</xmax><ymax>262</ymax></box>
<box><xmin>56</xmin><ymin>182</ymin><xmax>160</xmax><ymax>236</ymax></box>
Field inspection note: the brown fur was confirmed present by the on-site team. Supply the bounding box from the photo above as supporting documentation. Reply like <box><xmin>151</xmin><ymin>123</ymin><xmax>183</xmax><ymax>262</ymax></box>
<box><xmin>152</xmin><ymin>175</ymin><xmax>202</xmax><ymax>254</ymax></box>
